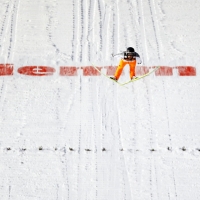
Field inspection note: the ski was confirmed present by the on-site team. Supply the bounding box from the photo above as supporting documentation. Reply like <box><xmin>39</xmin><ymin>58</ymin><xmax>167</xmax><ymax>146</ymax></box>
<box><xmin>92</xmin><ymin>65</ymin><xmax>124</xmax><ymax>86</ymax></box>
<box><xmin>92</xmin><ymin>65</ymin><xmax>160</xmax><ymax>86</ymax></box>
<box><xmin>122</xmin><ymin>66</ymin><xmax>161</xmax><ymax>85</ymax></box>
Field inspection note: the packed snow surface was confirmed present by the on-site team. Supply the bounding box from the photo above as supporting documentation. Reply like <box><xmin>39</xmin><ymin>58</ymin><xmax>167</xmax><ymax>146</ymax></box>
<box><xmin>0</xmin><ymin>0</ymin><xmax>200</xmax><ymax>199</ymax></box>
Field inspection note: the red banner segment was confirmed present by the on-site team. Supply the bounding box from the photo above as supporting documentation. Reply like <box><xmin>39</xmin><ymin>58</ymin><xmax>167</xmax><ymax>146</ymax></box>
<box><xmin>81</xmin><ymin>66</ymin><xmax>102</xmax><ymax>76</ymax></box>
<box><xmin>104</xmin><ymin>66</ymin><xmax>118</xmax><ymax>75</ymax></box>
<box><xmin>60</xmin><ymin>67</ymin><xmax>78</xmax><ymax>76</ymax></box>
<box><xmin>155</xmin><ymin>66</ymin><xmax>173</xmax><ymax>76</ymax></box>
<box><xmin>136</xmin><ymin>66</ymin><xmax>149</xmax><ymax>76</ymax></box>
<box><xmin>0</xmin><ymin>64</ymin><xmax>14</xmax><ymax>76</ymax></box>
<box><xmin>177</xmin><ymin>66</ymin><xmax>196</xmax><ymax>76</ymax></box>
<box><xmin>18</xmin><ymin>66</ymin><xmax>55</xmax><ymax>76</ymax></box>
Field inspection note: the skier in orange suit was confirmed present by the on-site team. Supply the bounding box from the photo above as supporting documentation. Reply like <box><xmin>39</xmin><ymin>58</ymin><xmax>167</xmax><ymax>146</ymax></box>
<box><xmin>110</xmin><ymin>47</ymin><xmax>142</xmax><ymax>81</ymax></box>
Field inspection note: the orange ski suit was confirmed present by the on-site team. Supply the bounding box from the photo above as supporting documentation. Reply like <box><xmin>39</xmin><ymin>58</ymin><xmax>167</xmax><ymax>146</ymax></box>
<box><xmin>114</xmin><ymin>59</ymin><xmax>136</xmax><ymax>80</ymax></box>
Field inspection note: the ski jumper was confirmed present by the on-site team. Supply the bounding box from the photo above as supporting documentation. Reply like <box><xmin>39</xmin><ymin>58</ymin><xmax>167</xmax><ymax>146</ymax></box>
<box><xmin>114</xmin><ymin>59</ymin><xmax>136</xmax><ymax>80</ymax></box>
<box><xmin>114</xmin><ymin>52</ymin><xmax>141</xmax><ymax>80</ymax></box>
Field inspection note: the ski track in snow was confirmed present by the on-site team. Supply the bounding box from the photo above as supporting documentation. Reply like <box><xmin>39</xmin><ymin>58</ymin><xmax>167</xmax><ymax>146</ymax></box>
<box><xmin>147</xmin><ymin>0</ymin><xmax>161</xmax><ymax>59</ymax></box>
<box><xmin>0</xmin><ymin>0</ymin><xmax>20</xmax><ymax>61</ymax></box>
<box><xmin>71</xmin><ymin>0</ymin><xmax>75</xmax><ymax>61</ymax></box>
<box><xmin>0</xmin><ymin>2</ymin><xmax>10</xmax><ymax>56</ymax></box>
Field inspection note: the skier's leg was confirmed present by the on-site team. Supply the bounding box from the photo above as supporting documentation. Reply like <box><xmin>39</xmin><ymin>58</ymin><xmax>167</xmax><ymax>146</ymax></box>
<box><xmin>114</xmin><ymin>59</ymin><xmax>126</xmax><ymax>80</ymax></box>
<box><xmin>129</xmin><ymin>60</ymin><xmax>136</xmax><ymax>79</ymax></box>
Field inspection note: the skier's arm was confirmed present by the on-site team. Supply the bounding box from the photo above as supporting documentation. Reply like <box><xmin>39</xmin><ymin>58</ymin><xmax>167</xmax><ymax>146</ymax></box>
<box><xmin>136</xmin><ymin>57</ymin><xmax>142</xmax><ymax>64</ymax></box>
<box><xmin>134</xmin><ymin>52</ymin><xmax>142</xmax><ymax>64</ymax></box>
<box><xmin>112</xmin><ymin>52</ymin><xmax>125</xmax><ymax>57</ymax></box>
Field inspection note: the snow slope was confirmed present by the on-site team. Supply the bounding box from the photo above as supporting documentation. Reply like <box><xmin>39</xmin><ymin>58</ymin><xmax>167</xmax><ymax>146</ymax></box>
<box><xmin>0</xmin><ymin>0</ymin><xmax>200</xmax><ymax>200</ymax></box>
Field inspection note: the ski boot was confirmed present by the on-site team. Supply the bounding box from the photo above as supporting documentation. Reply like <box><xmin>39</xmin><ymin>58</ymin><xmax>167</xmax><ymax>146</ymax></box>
<box><xmin>110</xmin><ymin>77</ymin><xmax>118</xmax><ymax>81</ymax></box>
<box><xmin>131</xmin><ymin>76</ymin><xmax>138</xmax><ymax>80</ymax></box>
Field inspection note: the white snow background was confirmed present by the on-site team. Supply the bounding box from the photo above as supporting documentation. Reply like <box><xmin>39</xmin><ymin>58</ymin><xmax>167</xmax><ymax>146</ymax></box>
<box><xmin>0</xmin><ymin>0</ymin><xmax>200</xmax><ymax>199</ymax></box>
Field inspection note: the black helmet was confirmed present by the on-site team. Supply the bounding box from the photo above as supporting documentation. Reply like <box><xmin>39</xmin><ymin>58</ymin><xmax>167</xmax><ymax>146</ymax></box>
<box><xmin>126</xmin><ymin>47</ymin><xmax>135</xmax><ymax>53</ymax></box>
<box><xmin>124</xmin><ymin>47</ymin><xmax>135</xmax><ymax>59</ymax></box>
